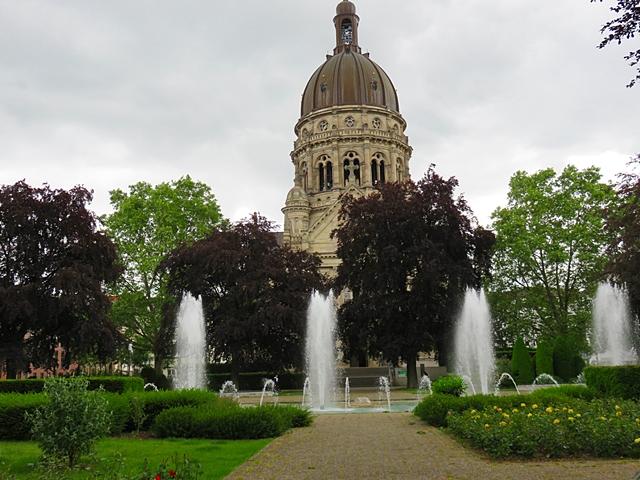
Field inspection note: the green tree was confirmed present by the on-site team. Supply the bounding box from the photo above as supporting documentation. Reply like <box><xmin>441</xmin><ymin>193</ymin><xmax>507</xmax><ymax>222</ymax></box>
<box><xmin>511</xmin><ymin>337</ymin><xmax>534</xmax><ymax>385</ymax></box>
<box><xmin>490</xmin><ymin>166</ymin><xmax>615</xmax><ymax>343</ymax></box>
<box><xmin>553</xmin><ymin>334</ymin><xmax>586</xmax><ymax>381</ymax></box>
<box><xmin>102</xmin><ymin>176</ymin><xmax>223</xmax><ymax>373</ymax></box>
<box><xmin>162</xmin><ymin>214</ymin><xmax>324</xmax><ymax>384</ymax></box>
<box><xmin>606</xmin><ymin>157</ymin><xmax>640</xmax><ymax>343</ymax></box>
<box><xmin>592</xmin><ymin>0</ymin><xmax>640</xmax><ymax>88</ymax></box>
<box><xmin>333</xmin><ymin>170</ymin><xmax>495</xmax><ymax>388</ymax></box>
<box><xmin>0</xmin><ymin>181</ymin><xmax>121</xmax><ymax>378</ymax></box>
<box><xmin>535</xmin><ymin>338</ymin><xmax>555</xmax><ymax>377</ymax></box>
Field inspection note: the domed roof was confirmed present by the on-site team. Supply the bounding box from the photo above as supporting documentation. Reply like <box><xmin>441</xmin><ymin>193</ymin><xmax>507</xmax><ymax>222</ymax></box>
<box><xmin>336</xmin><ymin>0</ymin><xmax>356</xmax><ymax>15</ymax></box>
<box><xmin>285</xmin><ymin>185</ymin><xmax>309</xmax><ymax>206</ymax></box>
<box><xmin>301</xmin><ymin>49</ymin><xmax>399</xmax><ymax>117</ymax></box>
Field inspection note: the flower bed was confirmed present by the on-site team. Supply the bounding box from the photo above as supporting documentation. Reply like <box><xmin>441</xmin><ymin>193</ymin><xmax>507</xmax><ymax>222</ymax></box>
<box><xmin>447</xmin><ymin>399</ymin><xmax>640</xmax><ymax>458</ymax></box>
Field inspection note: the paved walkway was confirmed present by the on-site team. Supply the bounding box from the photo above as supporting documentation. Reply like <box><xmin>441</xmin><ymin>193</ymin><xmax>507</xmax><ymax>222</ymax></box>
<box><xmin>227</xmin><ymin>413</ymin><xmax>640</xmax><ymax>480</ymax></box>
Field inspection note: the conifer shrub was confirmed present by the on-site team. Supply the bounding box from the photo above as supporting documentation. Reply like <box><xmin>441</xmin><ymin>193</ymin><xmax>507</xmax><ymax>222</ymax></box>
<box><xmin>553</xmin><ymin>335</ymin><xmax>585</xmax><ymax>381</ymax></box>
<box><xmin>535</xmin><ymin>338</ymin><xmax>554</xmax><ymax>377</ymax></box>
<box><xmin>512</xmin><ymin>337</ymin><xmax>534</xmax><ymax>384</ymax></box>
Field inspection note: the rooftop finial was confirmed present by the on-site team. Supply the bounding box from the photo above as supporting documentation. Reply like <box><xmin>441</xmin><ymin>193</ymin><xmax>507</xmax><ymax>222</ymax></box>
<box><xmin>334</xmin><ymin>1</ymin><xmax>360</xmax><ymax>54</ymax></box>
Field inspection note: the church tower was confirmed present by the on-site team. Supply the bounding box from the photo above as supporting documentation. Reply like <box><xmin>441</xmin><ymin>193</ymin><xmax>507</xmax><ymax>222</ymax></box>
<box><xmin>282</xmin><ymin>0</ymin><xmax>412</xmax><ymax>275</ymax></box>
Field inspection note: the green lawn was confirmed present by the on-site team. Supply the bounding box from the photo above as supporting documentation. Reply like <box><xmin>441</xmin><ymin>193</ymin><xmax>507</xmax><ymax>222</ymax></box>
<box><xmin>0</xmin><ymin>437</ymin><xmax>270</xmax><ymax>479</ymax></box>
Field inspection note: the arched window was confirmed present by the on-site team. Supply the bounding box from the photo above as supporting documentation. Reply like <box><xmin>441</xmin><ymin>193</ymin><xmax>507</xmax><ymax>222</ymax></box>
<box><xmin>326</xmin><ymin>161</ymin><xmax>333</xmax><ymax>189</ymax></box>
<box><xmin>301</xmin><ymin>162</ymin><xmax>308</xmax><ymax>190</ymax></box>
<box><xmin>341</xmin><ymin>19</ymin><xmax>353</xmax><ymax>44</ymax></box>
<box><xmin>396</xmin><ymin>159</ymin><xmax>403</xmax><ymax>182</ymax></box>
<box><xmin>371</xmin><ymin>159</ymin><xmax>378</xmax><ymax>185</ymax></box>
<box><xmin>372</xmin><ymin>153</ymin><xmax>385</xmax><ymax>185</ymax></box>
<box><xmin>318</xmin><ymin>162</ymin><xmax>325</xmax><ymax>191</ymax></box>
<box><xmin>343</xmin><ymin>151</ymin><xmax>360</xmax><ymax>186</ymax></box>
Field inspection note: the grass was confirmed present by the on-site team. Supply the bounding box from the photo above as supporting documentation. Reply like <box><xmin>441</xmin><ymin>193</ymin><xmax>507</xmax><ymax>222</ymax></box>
<box><xmin>0</xmin><ymin>437</ymin><xmax>270</xmax><ymax>479</ymax></box>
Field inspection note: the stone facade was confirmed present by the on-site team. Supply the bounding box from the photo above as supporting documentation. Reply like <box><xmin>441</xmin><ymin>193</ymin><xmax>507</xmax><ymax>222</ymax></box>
<box><xmin>282</xmin><ymin>1</ymin><xmax>412</xmax><ymax>276</ymax></box>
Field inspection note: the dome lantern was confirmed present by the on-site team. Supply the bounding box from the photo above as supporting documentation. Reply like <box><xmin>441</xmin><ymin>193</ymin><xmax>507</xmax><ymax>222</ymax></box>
<box><xmin>334</xmin><ymin>1</ymin><xmax>360</xmax><ymax>54</ymax></box>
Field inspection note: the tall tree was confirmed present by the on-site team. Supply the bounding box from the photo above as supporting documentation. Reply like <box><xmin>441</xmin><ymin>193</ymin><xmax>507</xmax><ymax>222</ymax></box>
<box><xmin>162</xmin><ymin>214</ymin><xmax>324</xmax><ymax>383</ymax></box>
<box><xmin>0</xmin><ymin>181</ymin><xmax>121</xmax><ymax>378</ymax></box>
<box><xmin>490</xmin><ymin>166</ymin><xmax>615</xmax><ymax>344</ymax></box>
<box><xmin>333</xmin><ymin>170</ymin><xmax>494</xmax><ymax>388</ymax></box>
<box><xmin>593</xmin><ymin>0</ymin><xmax>640</xmax><ymax>87</ymax></box>
<box><xmin>606</xmin><ymin>157</ymin><xmax>640</xmax><ymax>332</ymax></box>
<box><xmin>102</xmin><ymin>176</ymin><xmax>223</xmax><ymax>373</ymax></box>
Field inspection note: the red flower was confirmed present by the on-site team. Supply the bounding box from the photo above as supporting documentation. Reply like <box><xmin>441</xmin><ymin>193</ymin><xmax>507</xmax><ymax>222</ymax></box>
<box><xmin>155</xmin><ymin>475</ymin><xmax>161</xmax><ymax>480</ymax></box>
<box><xmin>169</xmin><ymin>470</ymin><xmax>177</xmax><ymax>478</ymax></box>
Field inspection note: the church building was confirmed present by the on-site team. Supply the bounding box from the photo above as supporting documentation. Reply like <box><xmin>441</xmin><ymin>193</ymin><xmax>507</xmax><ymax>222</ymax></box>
<box><xmin>282</xmin><ymin>0</ymin><xmax>413</xmax><ymax>275</ymax></box>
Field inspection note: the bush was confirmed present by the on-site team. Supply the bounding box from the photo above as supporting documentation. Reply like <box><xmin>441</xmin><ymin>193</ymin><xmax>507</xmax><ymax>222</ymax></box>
<box><xmin>447</xmin><ymin>398</ymin><xmax>640</xmax><ymax>458</ymax></box>
<box><xmin>140</xmin><ymin>367</ymin><xmax>171</xmax><ymax>391</ymax></box>
<box><xmin>0</xmin><ymin>393</ymin><xmax>47</xmax><ymax>440</ymax></box>
<box><xmin>535</xmin><ymin>338</ymin><xmax>554</xmax><ymax>377</ymax></box>
<box><xmin>152</xmin><ymin>404</ymin><xmax>308</xmax><ymax>439</ymax></box>
<box><xmin>0</xmin><ymin>376</ymin><xmax>143</xmax><ymax>394</ymax></box>
<box><xmin>134</xmin><ymin>390</ymin><xmax>222</xmax><ymax>430</ymax></box>
<box><xmin>584</xmin><ymin>366</ymin><xmax>640</xmax><ymax>400</ymax></box>
<box><xmin>26</xmin><ymin>377</ymin><xmax>111</xmax><ymax>467</ymax></box>
<box><xmin>512</xmin><ymin>337</ymin><xmax>534</xmax><ymax>384</ymax></box>
<box><xmin>431</xmin><ymin>375</ymin><xmax>465</xmax><ymax>397</ymax></box>
<box><xmin>414</xmin><ymin>386</ymin><xmax>597</xmax><ymax>427</ymax></box>
<box><xmin>553</xmin><ymin>335</ymin><xmax>585</xmax><ymax>381</ymax></box>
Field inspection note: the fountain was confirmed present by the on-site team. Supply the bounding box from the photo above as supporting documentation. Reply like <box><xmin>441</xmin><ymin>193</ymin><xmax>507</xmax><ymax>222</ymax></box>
<box><xmin>591</xmin><ymin>282</ymin><xmax>638</xmax><ymax>365</ymax></box>
<box><xmin>259</xmin><ymin>378</ymin><xmax>278</xmax><ymax>406</ymax></box>
<box><xmin>305</xmin><ymin>290</ymin><xmax>337</xmax><ymax>409</ymax></box>
<box><xmin>460</xmin><ymin>374</ymin><xmax>477</xmax><ymax>395</ymax></box>
<box><xmin>301</xmin><ymin>377</ymin><xmax>312</xmax><ymax>407</ymax></box>
<box><xmin>143</xmin><ymin>383</ymin><xmax>158</xmax><ymax>391</ymax></box>
<box><xmin>378</xmin><ymin>376</ymin><xmax>391</xmax><ymax>411</ymax></box>
<box><xmin>174</xmin><ymin>293</ymin><xmax>207</xmax><ymax>390</ymax></box>
<box><xmin>417</xmin><ymin>375</ymin><xmax>432</xmax><ymax>399</ymax></box>
<box><xmin>219</xmin><ymin>380</ymin><xmax>240</xmax><ymax>401</ymax></box>
<box><xmin>453</xmin><ymin>288</ymin><xmax>496</xmax><ymax>394</ymax></box>
<box><xmin>344</xmin><ymin>377</ymin><xmax>351</xmax><ymax>409</ymax></box>
<box><xmin>532</xmin><ymin>373</ymin><xmax>559</xmax><ymax>389</ymax></box>
<box><xmin>494</xmin><ymin>372</ymin><xmax>520</xmax><ymax>395</ymax></box>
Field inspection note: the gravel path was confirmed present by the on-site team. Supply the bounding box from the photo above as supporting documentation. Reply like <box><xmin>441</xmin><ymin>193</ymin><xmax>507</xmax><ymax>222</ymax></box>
<box><xmin>226</xmin><ymin>413</ymin><xmax>640</xmax><ymax>480</ymax></box>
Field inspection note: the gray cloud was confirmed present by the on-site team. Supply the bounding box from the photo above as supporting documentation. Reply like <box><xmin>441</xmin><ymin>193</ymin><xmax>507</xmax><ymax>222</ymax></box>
<box><xmin>0</xmin><ymin>0</ymin><xmax>638</xmax><ymax>228</ymax></box>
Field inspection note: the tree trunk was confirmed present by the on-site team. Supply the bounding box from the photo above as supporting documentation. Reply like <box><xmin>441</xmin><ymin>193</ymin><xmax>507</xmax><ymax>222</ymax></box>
<box><xmin>230</xmin><ymin>357</ymin><xmax>241</xmax><ymax>387</ymax></box>
<box><xmin>405</xmin><ymin>351</ymin><xmax>418</xmax><ymax>389</ymax></box>
<box><xmin>154</xmin><ymin>354</ymin><xmax>163</xmax><ymax>376</ymax></box>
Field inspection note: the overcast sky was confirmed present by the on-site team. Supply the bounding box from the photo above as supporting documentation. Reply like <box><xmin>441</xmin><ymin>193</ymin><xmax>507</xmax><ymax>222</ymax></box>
<box><xmin>1</xmin><ymin>0</ymin><xmax>638</xmax><ymax>228</ymax></box>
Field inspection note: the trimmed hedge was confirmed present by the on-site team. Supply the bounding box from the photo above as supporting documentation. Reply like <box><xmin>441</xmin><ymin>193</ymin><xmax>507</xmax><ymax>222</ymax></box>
<box><xmin>535</xmin><ymin>338</ymin><xmax>554</xmax><ymax>377</ymax></box>
<box><xmin>512</xmin><ymin>337</ymin><xmax>534</xmax><ymax>385</ymax></box>
<box><xmin>0</xmin><ymin>376</ymin><xmax>144</xmax><ymax>394</ymax></box>
<box><xmin>207</xmin><ymin>372</ymin><xmax>305</xmax><ymax>391</ymax></box>
<box><xmin>584</xmin><ymin>366</ymin><xmax>640</xmax><ymax>400</ymax></box>
<box><xmin>431</xmin><ymin>375</ymin><xmax>465</xmax><ymax>397</ymax></box>
<box><xmin>553</xmin><ymin>335</ymin><xmax>585</xmax><ymax>381</ymax></box>
<box><xmin>0</xmin><ymin>389</ymin><xmax>220</xmax><ymax>440</ymax></box>
<box><xmin>414</xmin><ymin>386</ymin><xmax>597</xmax><ymax>427</ymax></box>
<box><xmin>152</xmin><ymin>404</ymin><xmax>311</xmax><ymax>439</ymax></box>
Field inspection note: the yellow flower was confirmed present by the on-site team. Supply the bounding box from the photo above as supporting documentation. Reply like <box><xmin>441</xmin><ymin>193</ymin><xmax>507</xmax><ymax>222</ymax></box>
<box><xmin>568</xmin><ymin>417</ymin><xmax>575</xmax><ymax>422</ymax></box>
<box><xmin>503</xmin><ymin>413</ymin><xmax>510</xmax><ymax>418</ymax></box>
<box><xmin>470</xmin><ymin>409</ymin><xmax>477</xmax><ymax>414</ymax></box>
<box><xmin>527</xmin><ymin>413</ymin><xmax>533</xmax><ymax>418</ymax></box>
<box><xmin>520</xmin><ymin>403</ymin><xmax>526</xmax><ymax>408</ymax></box>
<box><xmin>493</xmin><ymin>406</ymin><xmax>499</xmax><ymax>411</ymax></box>
<box><xmin>576</xmin><ymin>414</ymin><xmax>581</xmax><ymax>418</ymax></box>
<box><xmin>532</xmin><ymin>404</ymin><xmax>539</xmax><ymax>409</ymax></box>
<box><xmin>562</xmin><ymin>407</ymin><xmax>568</xmax><ymax>412</ymax></box>
<box><xmin>616</xmin><ymin>411</ymin><xmax>623</xmax><ymax>417</ymax></box>
<box><xmin>599</xmin><ymin>416</ymin><xmax>607</xmax><ymax>421</ymax></box>
<box><xmin>568</xmin><ymin>409</ymin><xmax>574</xmax><ymax>414</ymax></box>
<box><xmin>496</xmin><ymin>407</ymin><xmax>503</xmax><ymax>413</ymax></box>
<box><xmin>499</xmin><ymin>421</ymin><xmax>507</xmax><ymax>427</ymax></box>
<box><xmin>484</xmin><ymin>423</ymin><xmax>490</xmax><ymax>429</ymax></box>
<box><xmin>512</xmin><ymin>408</ymin><xmax>518</xmax><ymax>413</ymax></box>
<box><xmin>615</xmin><ymin>405</ymin><xmax>621</xmax><ymax>410</ymax></box>
<box><xmin>553</xmin><ymin>419</ymin><xmax>561</xmax><ymax>425</ymax></box>
<box><xmin>545</xmin><ymin>407</ymin><xmax>554</xmax><ymax>414</ymax></box>
<box><xmin>634</xmin><ymin>438</ymin><xmax>640</xmax><ymax>444</ymax></box>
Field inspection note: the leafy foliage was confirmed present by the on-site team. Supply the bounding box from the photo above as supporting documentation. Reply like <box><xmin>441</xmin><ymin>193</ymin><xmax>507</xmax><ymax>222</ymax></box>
<box><xmin>163</xmin><ymin>214</ymin><xmax>324</xmax><ymax>379</ymax></box>
<box><xmin>448</xmin><ymin>399</ymin><xmax>640</xmax><ymax>458</ymax></box>
<box><xmin>606</xmin><ymin>157</ymin><xmax>640</xmax><ymax>335</ymax></box>
<box><xmin>490</xmin><ymin>166</ymin><xmax>615</xmax><ymax>345</ymax></box>
<box><xmin>333</xmin><ymin>170</ymin><xmax>494</xmax><ymax>387</ymax></box>
<box><xmin>585</xmin><ymin>366</ymin><xmax>640</xmax><ymax>399</ymax></box>
<box><xmin>553</xmin><ymin>334</ymin><xmax>586</xmax><ymax>382</ymax></box>
<box><xmin>0</xmin><ymin>182</ymin><xmax>121</xmax><ymax>377</ymax></box>
<box><xmin>592</xmin><ymin>0</ymin><xmax>640</xmax><ymax>88</ymax></box>
<box><xmin>0</xmin><ymin>376</ymin><xmax>143</xmax><ymax>394</ymax></box>
<box><xmin>535</xmin><ymin>338</ymin><xmax>554</xmax><ymax>377</ymax></box>
<box><xmin>511</xmin><ymin>337</ymin><xmax>534</xmax><ymax>385</ymax></box>
<box><xmin>26</xmin><ymin>377</ymin><xmax>111</xmax><ymax>467</ymax></box>
<box><xmin>102</xmin><ymin>176</ymin><xmax>224</xmax><ymax>372</ymax></box>
<box><xmin>431</xmin><ymin>375</ymin><xmax>466</xmax><ymax>397</ymax></box>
